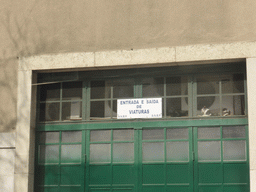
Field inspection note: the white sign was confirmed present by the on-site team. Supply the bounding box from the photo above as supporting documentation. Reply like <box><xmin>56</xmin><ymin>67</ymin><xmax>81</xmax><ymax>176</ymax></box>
<box><xmin>117</xmin><ymin>98</ymin><xmax>162</xmax><ymax>119</ymax></box>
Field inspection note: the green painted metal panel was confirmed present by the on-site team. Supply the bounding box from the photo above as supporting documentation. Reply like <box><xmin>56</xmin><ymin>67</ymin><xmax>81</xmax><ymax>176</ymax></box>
<box><xmin>60</xmin><ymin>165</ymin><xmax>83</xmax><ymax>185</ymax></box>
<box><xmin>142</xmin><ymin>164</ymin><xmax>165</xmax><ymax>184</ymax></box>
<box><xmin>89</xmin><ymin>165</ymin><xmax>111</xmax><ymax>185</ymax></box>
<box><xmin>112</xmin><ymin>165</ymin><xmax>135</xmax><ymax>184</ymax></box>
<box><xmin>166</xmin><ymin>164</ymin><xmax>190</xmax><ymax>184</ymax></box>
<box><xmin>198</xmin><ymin>186</ymin><xmax>222</xmax><ymax>192</ymax></box>
<box><xmin>223</xmin><ymin>163</ymin><xmax>248</xmax><ymax>183</ymax></box>
<box><xmin>198</xmin><ymin>164</ymin><xmax>222</xmax><ymax>183</ymax></box>
<box><xmin>142</xmin><ymin>186</ymin><xmax>165</xmax><ymax>192</ymax></box>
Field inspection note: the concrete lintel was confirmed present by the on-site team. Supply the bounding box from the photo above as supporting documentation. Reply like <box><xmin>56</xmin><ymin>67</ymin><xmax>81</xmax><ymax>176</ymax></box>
<box><xmin>19</xmin><ymin>41</ymin><xmax>256</xmax><ymax>71</ymax></box>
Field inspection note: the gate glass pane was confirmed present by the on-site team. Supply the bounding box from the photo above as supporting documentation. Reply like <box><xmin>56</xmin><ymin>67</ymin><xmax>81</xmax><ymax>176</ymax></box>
<box><xmin>142</xmin><ymin>142</ymin><xmax>164</xmax><ymax>162</ymax></box>
<box><xmin>142</xmin><ymin>77</ymin><xmax>164</xmax><ymax>97</ymax></box>
<box><xmin>197</xmin><ymin>96</ymin><xmax>220</xmax><ymax>116</ymax></box>
<box><xmin>222</xmin><ymin>96</ymin><xmax>245</xmax><ymax>116</ymax></box>
<box><xmin>40</xmin><ymin>132</ymin><xmax>59</xmax><ymax>143</ymax></box>
<box><xmin>167</xmin><ymin>128</ymin><xmax>188</xmax><ymax>139</ymax></box>
<box><xmin>221</xmin><ymin>74</ymin><xmax>244</xmax><ymax>93</ymax></box>
<box><xmin>166</xmin><ymin>141</ymin><xmax>189</xmax><ymax>162</ymax></box>
<box><xmin>166</xmin><ymin>98</ymin><xmax>188</xmax><ymax>117</ymax></box>
<box><xmin>40</xmin><ymin>83</ymin><xmax>60</xmax><ymax>101</ymax></box>
<box><xmin>166</xmin><ymin>76</ymin><xmax>187</xmax><ymax>96</ymax></box>
<box><xmin>90</xmin><ymin>130</ymin><xmax>111</xmax><ymax>142</ymax></box>
<box><xmin>198</xmin><ymin>127</ymin><xmax>220</xmax><ymax>139</ymax></box>
<box><xmin>113</xmin><ymin>129</ymin><xmax>134</xmax><ymax>141</ymax></box>
<box><xmin>198</xmin><ymin>141</ymin><xmax>221</xmax><ymax>161</ymax></box>
<box><xmin>62</xmin><ymin>81</ymin><xmax>82</xmax><ymax>100</ymax></box>
<box><xmin>197</xmin><ymin>76</ymin><xmax>219</xmax><ymax>94</ymax></box>
<box><xmin>62</xmin><ymin>131</ymin><xmax>82</xmax><ymax>143</ymax></box>
<box><xmin>39</xmin><ymin>145</ymin><xmax>59</xmax><ymax>164</ymax></box>
<box><xmin>90</xmin><ymin>144</ymin><xmax>111</xmax><ymax>163</ymax></box>
<box><xmin>91</xmin><ymin>81</ymin><xmax>110</xmax><ymax>99</ymax></box>
<box><xmin>143</xmin><ymin>129</ymin><xmax>164</xmax><ymax>140</ymax></box>
<box><xmin>113</xmin><ymin>143</ymin><xmax>134</xmax><ymax>162</ymax></box>
<box><xmin>62</xmin><ymin>101</ymin><xmax>82</xmax><ymax>121</ymax></box>
<box><xmin>61</xmin><ymin>144</ymin><xmax>81</xmax><ymax>163</ymax></box>
<box><xmin>223</xmin><ymin>140</ymin><xmax>246</xmax><ymax>161</ymax></box>
<box><xmin>113</xmin><ymin>79</ymin><xmax>134</xmax><ymax>98</ymax></box>
<box><xmin>223</xmin><ymin>126</ymin><xmax>246</xmax><ymax>138</ymax></box>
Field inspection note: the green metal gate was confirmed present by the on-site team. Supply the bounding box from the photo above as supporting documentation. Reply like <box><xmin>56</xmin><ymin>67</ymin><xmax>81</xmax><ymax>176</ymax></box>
<box><xmin>35</xmin><ymin>119</ymin><xmax>249</xmax><ymax>192</ymax></box>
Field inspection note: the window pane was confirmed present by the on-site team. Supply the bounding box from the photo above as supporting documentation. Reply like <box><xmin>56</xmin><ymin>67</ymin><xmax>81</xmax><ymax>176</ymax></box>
<box><xmin>62</xmin><ymin>131</ymin><xmax>82</xmax><ymax>143</ymax></box>
<box><xmin>113</xmin><ymin>143</ymin><xmax>134</xmax><ymax>163</ymax></box>
<box><xmin>40</xmin><ymin>103</ymin><xmax>60</xmax><ymax>121</ymax></box>
<box><xmin>143</xmin><ymin>129</ymin><xmax>164</xmax><ymax>140</ymax></box>
<box><xmin>166</xmin><ymin>98</ymin><xmax>188</xmax><ymax>117</ymax></box>
<box><xmin>40</xmin><ymin>83</ymin><xmax>60</xmax><ymax>101</ymax></box>
<box><xmin>91</xmin><ymin>81</ymin><xmax>110</xmax><ymax>99</ymax></box>
<box><xmin>40</xmin><ymin>132</ymin><xmax>59</xmax><ymax>143</ymax></box>
<box><xmin>90</xmin><ymin>101</ymin><xmax>105</xmax><ymax>118</ymax></box>
<box><xmin>62</xmin><ymin>81</ymin><xmax>82</xmax><ymax>100</ymax></box>
<box><xmin>90</xmin><ymin>130</ymin><xmax>111</xmax><ymax>142</ymax></box>
<box><xmin>61</xmin><ymin>144</ymin><xmax>81</xmax><ymax>163</ymax></box>
<box><xmin>221</xmin><ymin>74</ymin><xmax>244</xmax><ymax>94</ymax></box>
<box><xmin>39</xmin><ymin>145</ymin><xmax>59</xmax><ymax>164</ymax></box>
<box><xmin>90</xmin><ymin>144</ymin><xmax>111</xmax><ymax>163</ymax></box>
<box><xmin>198</xmin><ymin>141</ymin><xmax>221</xmax><ymax>161</ymax></box>
<box><xmin>197</xmin><ymin>96</ymin><xmax>220</xmax><ymax>116</ymax></box>
<box><xmin>197</xmin><ymin>76</ymin><xmax>219</xmax><ymax>95</ymax></box>
<box><xmin>166</xmin><ymin>141</ymin><xmax>189</xmax><ymax>162</ymax></box>
<box><xmin>142</xmin><ymin>142</ymin><xmax>164</xmax><ymax>162</ymax></box>
<box><xmin>62</xmin><ymin>102</ymin><xmax>82</xmax><ymax>121</ymax></box>
<box><xmin>198</xmin><ymin>127</ymin><xmax>220</xmax><ymax>139</ymax></box>
<box><xmin>113</xmin><ymin>79</ymin><xmax>134</xmax><ymax>98</ymax></box>
<box><xmin>223</xmin><ymin>140</ymin><xmax>246</xmax><ymax>161</ymax></box>
<box><xmin>166</xmin><ymin>76</ymin><xmax>188</xmax><ymax>96</ymax></box>
<box><xmin>222</xmin><ymin>95</ymin><xmax>245</xmax><ymax>116</ymax></box>
<box><xmin>142</xmin><ymin>77</ymin><xmax>164</xmax><ymax>97</ymax></box>
<box><xmin>167</xmin><ymin>128</ymin><xmax>188</xmax><ymax>140</ymax></box>
<box><xmin>222</xmin><ymin>126</ymin><xmax>246</xmax><ymax>138</ymax></box>
<box><xmin>113</xmin><ymin>129</ymin><xmax>134</xmax><ymax>141</ymax></box>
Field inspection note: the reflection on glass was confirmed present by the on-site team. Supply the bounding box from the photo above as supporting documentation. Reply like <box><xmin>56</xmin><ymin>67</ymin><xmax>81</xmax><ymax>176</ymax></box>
<box><xmin>143</xmin><ymin>129</ymin><xmax>164</xmax><ymax>140</ymax></box>
<box><xmin>142</xmin><ymin>142</ymin><xmax>164</xmax><ymax>162</ymax></box>
<box><xmin>167</xmin><ymin>128</ymin><xmax>188</xmax><ymax>140</ymax></box>
<box><xmin>62</xmin><ymin>81</ymin><xmax>82</xmax><ymax>100</ymax></box>
<box><xmin>62</xmin><ymin>131</ymin><xmax>82</xmax><ymax>143</ymax></box>
<box><xmin>90</xmin><ymin>130</ymin><xmax>111</xmax><ymax>142</ymax></box>
<box><xmin>40</xmin><ymin>83</ymin><xmax>60</xmax><ymax>101</ymax></box>
<box><xmin>40</xmin><ymin>132</ymin><xmax>59</xmax><ymax>143</ymax></box>
<box><xmin>39</xmin><ymin>145</ymin><xmax>59</xmax><ymax>164</ymax></box>
<box><xmin>62</xmin><ymin>102</ymin><xmax>82</xmax><ymax>120</ymax></box>
<box><xmin>222</xmin><ymin>126</ymin><xmax>246</xmax><ymax>138</ymax></box>
<box><xmin>166</xmin><ymin>76</ymin><xmax>187</xmax><ymax>96</ymax></box>
<box><xmin>40</xmin><ymin>103</ymin><xmax>60</xmax><ymax>121</ymax></box>
<box><xmin>222</xmin><ymin>96</ymin><xmax>245</xmax><ymax>116</ymax></box>
<box><xmin>198</xmin><ymin>141</ymin><xmax>221</xmax><ymax>161</ymax></box>
<box><xmin>91</xmin><ymin>81</ymin><xmax>110</xmax><ymax>99</ymax></box>
<box><xmin>113</xmin><ymin>79</ymin><xmax>134</xmax><ymax>98</ymax></box>
<box><xmin>221</xmin><ymin>74</ymin><xmax>244</xmax><ymax>94</ymax></box>
<box><xmin>90</xmin><ymin>144</ymin><xmax>111</xmax><ymax>163</ymax></box>
<box><xmin>197</xmin><ymin>96</ymin><xmax>220</xmax><ymax>116</ymax></box>
<box><xmin>61</xmin><ymin>145</ymin><xmax>81</xmax><ymax>163</ymax></box>
<box><xmin>198</xmin><ymin>127</ymin><xmax>220</xmax><ymax>139</ymax></box>
<box><xmin>90</xmin><ymin>101</ymin><xmax>105</xmax><ymax>118</ymax></box>
<box><xmin>166</xmin><ymin>142</ymin><xmax>189</xmax><ymax>162</ymax></box>
<box><xmin>113</xmin><ymin>129</ymin><xmax>134</xmax><ymax>141</ymax></box>
<box><xmin>223</xmin><ymin>140</ymin><xmax>246</xmax><ymax>161</ymax></box>
<box><xmin>197</xmin><ymin>76</ymin><xmax>219</xmax><ymax>95</ymax></box>
<box><xmin>166</xmin><ymin>98</ymin><xmax>188</xmax><ymax>117</ymax></box>
<box><xmin>113</xmin><ymin>143</ymin><xmax>134</xmax><ymax>163</ymax></box>
<box><xmin>142</xmin><ymin>77</ymin><xmax>164</xmax><ymax>97</ymax></box>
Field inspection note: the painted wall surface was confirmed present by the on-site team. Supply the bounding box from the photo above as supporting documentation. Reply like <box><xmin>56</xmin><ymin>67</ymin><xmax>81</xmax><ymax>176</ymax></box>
<box><xmin>1</xmin><ymin>0</ymin><xmax>256</xmax><ymax>132</ymax></box>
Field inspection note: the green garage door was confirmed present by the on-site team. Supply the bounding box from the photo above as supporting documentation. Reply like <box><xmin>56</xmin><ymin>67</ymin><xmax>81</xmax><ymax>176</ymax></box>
<box><xmin>35</xmin><ymin>124</ymin><xmax>249</xmax><ymax>192</ymax></box>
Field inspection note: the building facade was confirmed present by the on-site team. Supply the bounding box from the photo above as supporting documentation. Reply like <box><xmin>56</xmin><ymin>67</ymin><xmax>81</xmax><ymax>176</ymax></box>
<box><xmin>1</xmin><ymin>1</ymin><xmax>256</xmax><ymax>192</ymax></box>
